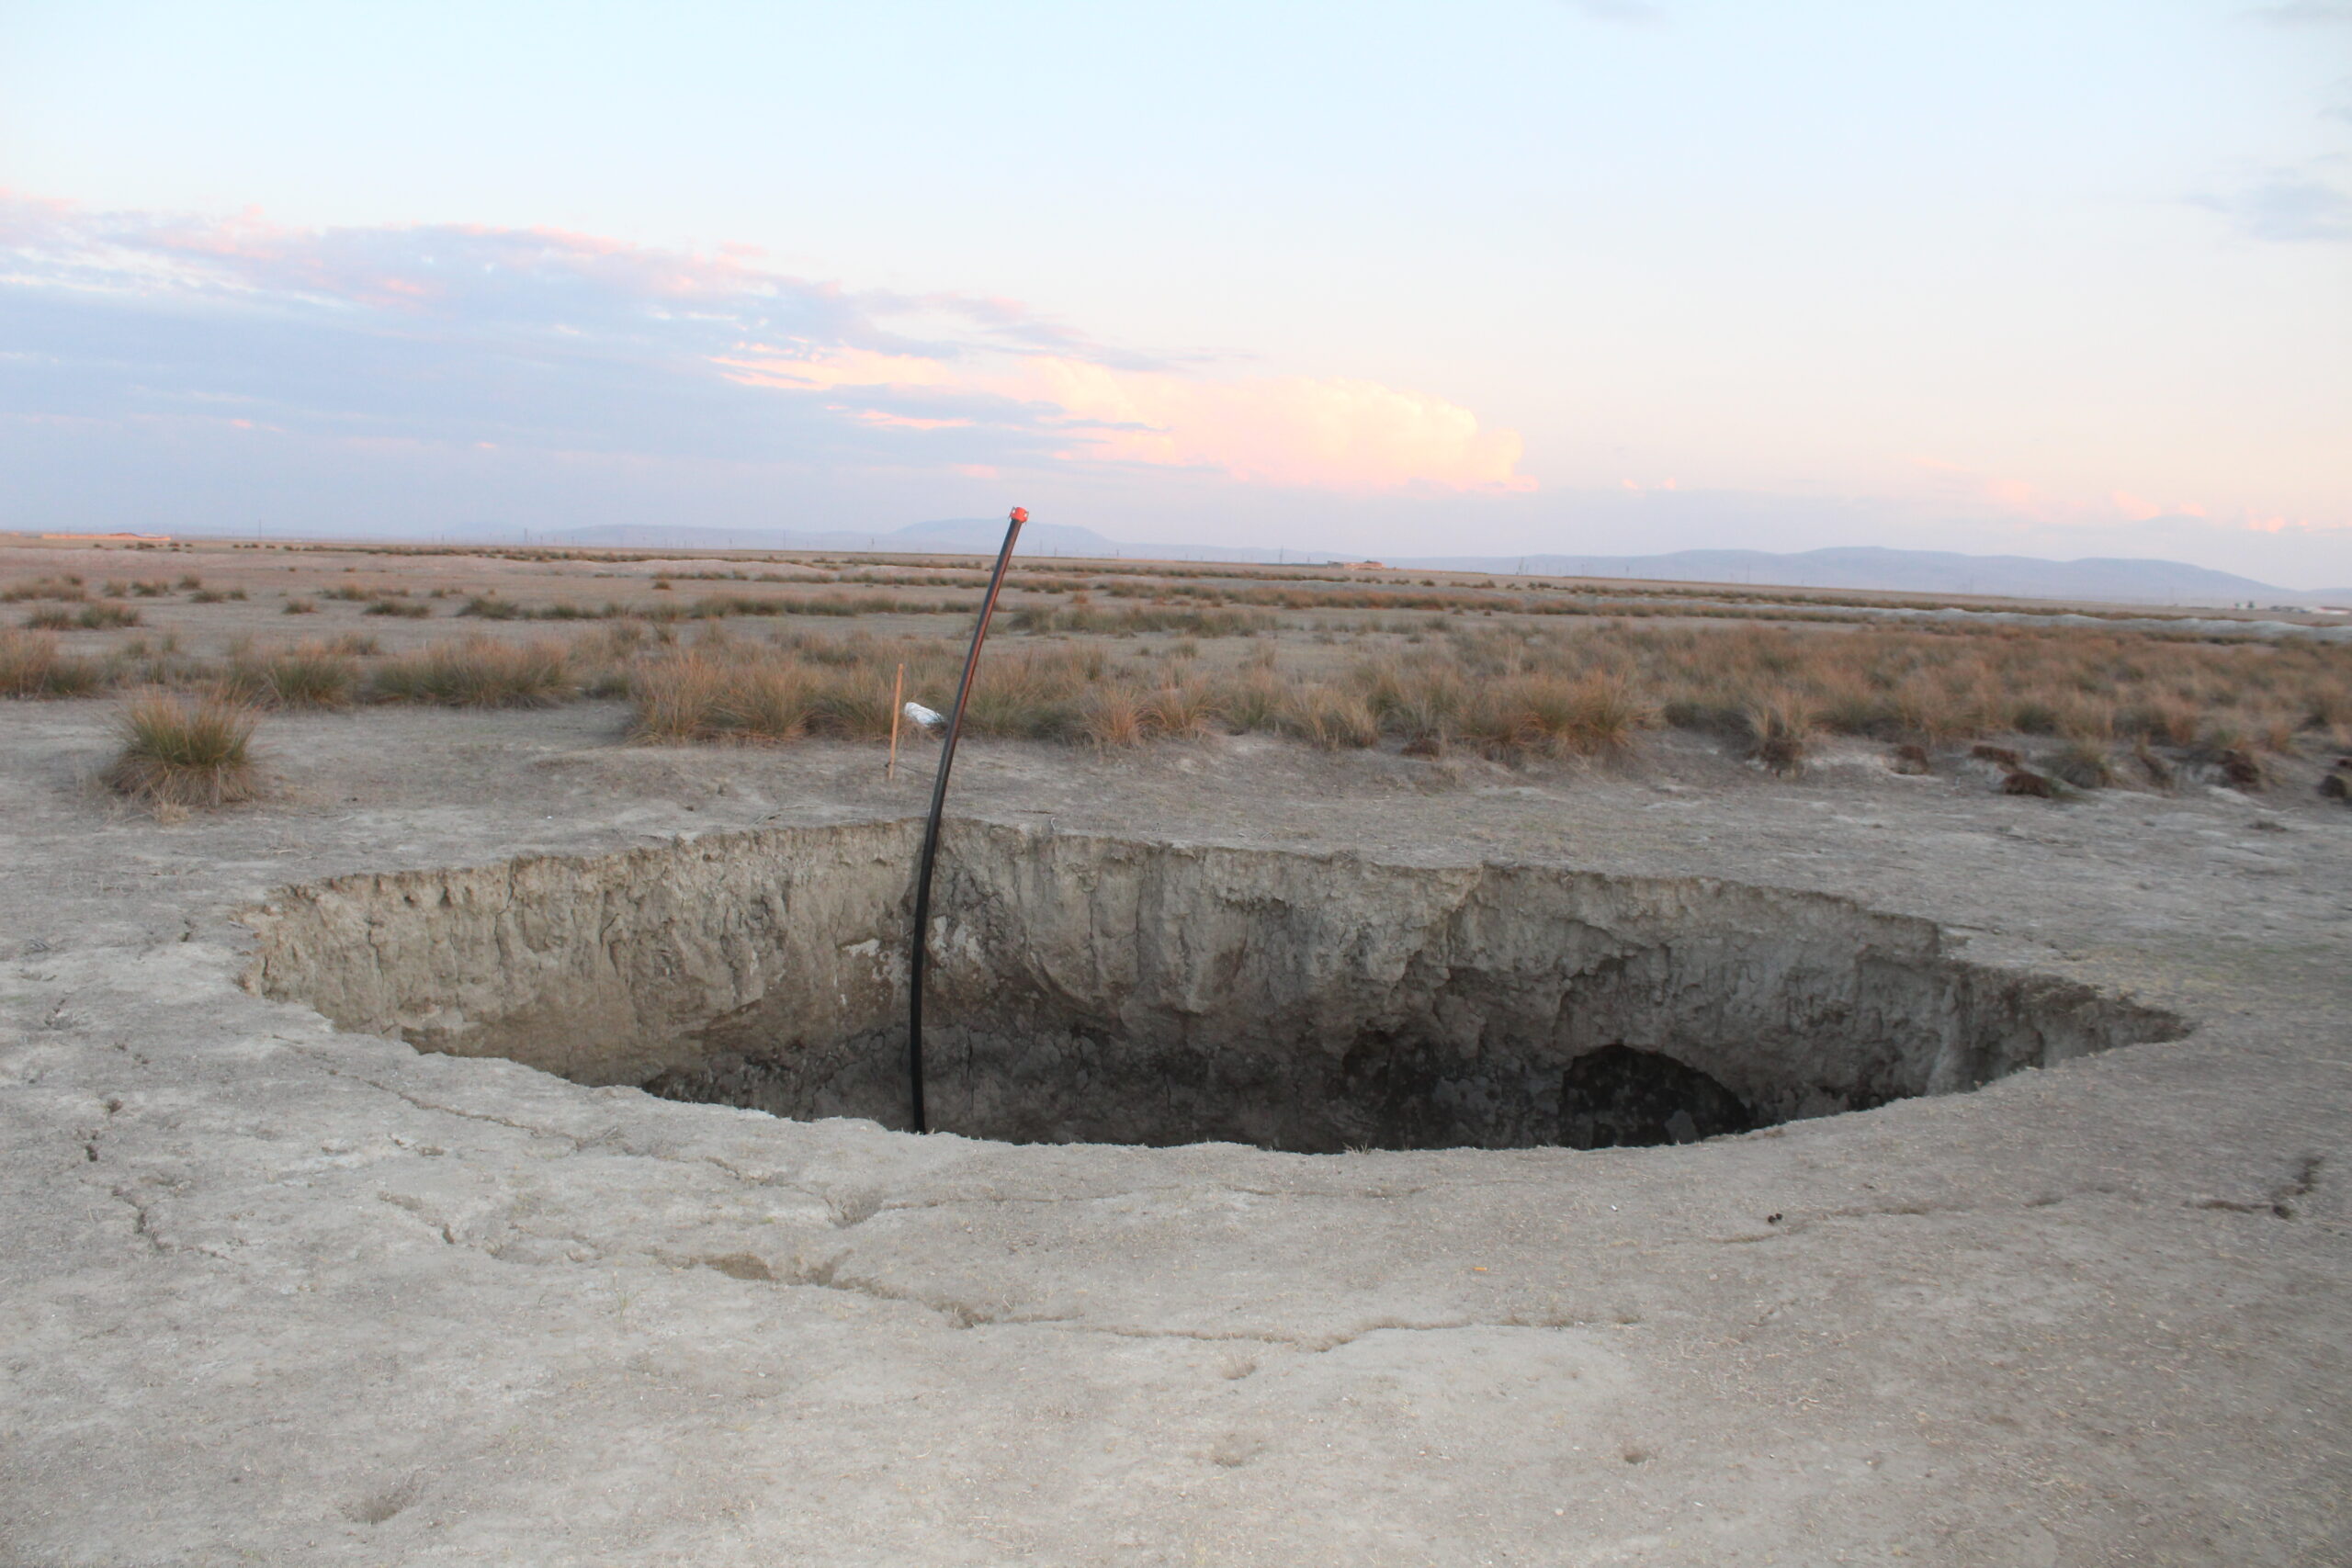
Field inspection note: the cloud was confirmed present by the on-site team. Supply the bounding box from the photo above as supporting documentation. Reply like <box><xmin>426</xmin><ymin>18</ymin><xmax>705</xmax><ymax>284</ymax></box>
<box><xmin>1905</xmin><ymin>457</ymin><xmax>2316</xmax><ymax>535</ymax></box>
<box><xmin>1007</xmin><ymin>359</ymin><xmax>1530</xmax><ymax>491</ymax></box>
<box><xmin>712</xmin><ymin>344</ymin><xmax>1529</xmax><ymax>492</ymax></box>
<box><xmin>2188</xmin><ymin>163</ymin><xmax>2352</xmax><ymax>243</ymax></box>
<box><xmin>0</xmin><ymin>194</ymin><xmax>1530</xmax><ymax>495</ymax></box>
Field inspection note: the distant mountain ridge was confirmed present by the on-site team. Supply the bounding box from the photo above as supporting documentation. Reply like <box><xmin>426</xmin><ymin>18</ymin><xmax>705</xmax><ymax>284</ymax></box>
<box><xmin>1389</xmin><ymin>546</ymin><xmax>2298</xmax><ymax>606</ymax></box>
<box><xmin>518</xmin><ymin>525</ymin><xmax>2310</xmax><ymax>606</ymax></box>
<box><xmin>546</xmin><ymin>519</ymin><xmax>1329</xmax><ymax>565</ymax></box>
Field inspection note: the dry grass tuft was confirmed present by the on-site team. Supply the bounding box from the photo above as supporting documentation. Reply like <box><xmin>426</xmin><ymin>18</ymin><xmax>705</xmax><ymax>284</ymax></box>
<box><xmin>1281</xmin><ymin>683</ymin><xmax>1381</xmax><ymax>750</ymax></box>
<box><xmin>21</xmin><ymin>604</ymin><xmax>135</xmax><ymax>630</ymax></box>
<box><xmin>630</xmin><ymin>648</ymin><xmax>857</xmax><ymax>742</ymax></box>
<box><xmin>2215</xmin><ymin>749</ymin><xmax>2265</xmax><ymax>792</ymax></box>
<box><xmin>105</xmin><ymin>692</ymin><xmax>263</xmax><ymax>807</ymax></box>
<box><xmin>370</xmin><ymin>636</ymin><xmax>571</xmax><ymax>707</ymax></box>
<box><xmin>0</xmin><ymin>630</ymin><xmax>110</xmax><ymax>698</ymax></box>
<box><xmin>1472</xmin><ymin>672</ymin><xmax>1651</xmax><ymax>759</ymax></box>
<box><xmin>1743</xmin><ymin>696</ymin><xmax>1814</xmax><ymax>775</ymax></box>
<box><xmin>1145</xmin><ymin>682</ymin><xmax>1224</xmax><ymax>740</ymax></box>
<box><xmin>1079</xmin><ymin>684</ymin><xmax>1149</xmax><ymax>750</ymax></box>
<box><xmin>628</xmin><ymin>651</ymin><xmax>728</xmax><ymax>740</ymax></box>
<box><xmin>2048</xmin><ymin>740</ymin><xmax>2116</xmax><ymax>790</ymax></box>
<box><xmin>223</xmin><ymin>642</ymin><xmax>361</xmax><ymax>709</ymax></box>
<box><xmin>1077</xmin><ymin>682</ymin><xmax>1148</xmax><ymax>751</ymax></box>
<box><xmin>2000</xmin><ymin>767</ymin><xmax>2057</xmax><ymax>798</ymax></box>
<box><xmin>1</xmin><ymin>576</ymin><xmax>87</xmax><ymax>604</ymax></box>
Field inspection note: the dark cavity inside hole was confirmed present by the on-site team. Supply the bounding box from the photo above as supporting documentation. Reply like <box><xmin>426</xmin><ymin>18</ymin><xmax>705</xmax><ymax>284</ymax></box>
<box><xmin>243</xmin><ymin>823</ymin><xmax>2187</xmax><ymax>1155</ymax></box>
<box><xmin>1557</xmin><ymin>1046</ymin><xmax>1757</xmax><ymax>1149</ymax></box>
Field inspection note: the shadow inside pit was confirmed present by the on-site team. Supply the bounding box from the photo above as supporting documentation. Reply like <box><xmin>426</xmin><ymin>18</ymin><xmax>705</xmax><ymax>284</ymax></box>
<box><xmin>1556</xmin><ymin>1045</ymin><xmax>1755</xmax><ymax>1149</ymax></box>
<box><xmin>644</xmin><ymin>1031</ymin><xmax>1770</xmax><ymax>1154</ymax></box>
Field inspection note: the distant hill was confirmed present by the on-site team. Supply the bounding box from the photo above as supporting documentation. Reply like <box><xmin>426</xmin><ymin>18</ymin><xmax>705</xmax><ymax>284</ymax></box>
<box><xmin>528</xmin><ymin>525</ymin><xmax>2311</xmax><ymax>606</ymax></box>
<box><xmin>547</xmin><ymin>519</ymin><xmax>1337</xmax><ymax>565</ymax></box>
<box><xmin>1391</xmin><ymin>546</ymin><xmax>2297</xmax><ymax>606</ymax></box>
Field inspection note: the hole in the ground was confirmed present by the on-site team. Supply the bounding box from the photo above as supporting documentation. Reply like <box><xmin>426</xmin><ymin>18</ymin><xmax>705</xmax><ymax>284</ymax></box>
<box><xmin>241</xmin><ymin>822</ymin><xmax>2186</xmax><ymax>1153</ymax></box>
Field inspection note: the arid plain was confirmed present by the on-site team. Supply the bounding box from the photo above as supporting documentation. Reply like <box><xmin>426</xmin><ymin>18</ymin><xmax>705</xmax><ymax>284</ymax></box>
<box><xmin>4</xmin><ymin>535</ymin><xmax>2349</xmax><ymax>1565</ymax></box>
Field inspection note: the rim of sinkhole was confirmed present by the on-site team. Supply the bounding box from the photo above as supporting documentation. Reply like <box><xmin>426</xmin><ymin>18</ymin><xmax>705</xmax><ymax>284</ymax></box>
<box><xmin>239</xmin><ymin>820</ymin><xmax>2187</xmax><ymax>1153</ymax></box>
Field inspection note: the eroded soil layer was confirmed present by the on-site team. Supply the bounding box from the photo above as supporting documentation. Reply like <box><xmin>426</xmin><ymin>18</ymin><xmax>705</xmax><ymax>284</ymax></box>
<box><xmin>242</xmin><ymin>822</ymin><xmax>2183</xmax><ymax>1151</ymax></box>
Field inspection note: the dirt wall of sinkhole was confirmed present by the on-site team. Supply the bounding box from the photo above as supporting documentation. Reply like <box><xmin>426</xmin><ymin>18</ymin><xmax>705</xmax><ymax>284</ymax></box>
<box><xmin>238</xmin><ymin>821</ymin><xmax>2185</xmax><ymax>1151</ymax></box>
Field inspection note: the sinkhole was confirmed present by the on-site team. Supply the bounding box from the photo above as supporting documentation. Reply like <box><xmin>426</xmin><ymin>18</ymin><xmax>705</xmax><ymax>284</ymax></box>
<box><xmin>240</xmin><ymin>821</ymin><xmax>2184</xmax><ymax>1153</ymax></box>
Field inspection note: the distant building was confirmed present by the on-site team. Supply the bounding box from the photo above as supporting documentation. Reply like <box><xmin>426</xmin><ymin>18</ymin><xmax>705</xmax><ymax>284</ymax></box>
<box><xmin>1336</xmin><ymin>560</ymin><xmax>1387</xmax><ymax>570</ymax></box>
<box><xmin>39</xmin><ymin>532</ymin><xmax>174</xmax><ymax>542</ymax></box>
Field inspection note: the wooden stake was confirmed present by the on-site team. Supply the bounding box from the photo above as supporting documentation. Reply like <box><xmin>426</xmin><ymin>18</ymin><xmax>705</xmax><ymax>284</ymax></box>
<box><xmin>888</xmin><ymin>662</ymin><xmax>904</xmax><ymax>782</ymax></box>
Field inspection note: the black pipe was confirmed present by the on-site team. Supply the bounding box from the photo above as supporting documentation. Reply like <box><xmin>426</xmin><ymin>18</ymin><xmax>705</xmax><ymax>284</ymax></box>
<box><xmin>907</xmin><ymin>505</ymin><xmax>1026</xmax><ymax>1134</ymax></box>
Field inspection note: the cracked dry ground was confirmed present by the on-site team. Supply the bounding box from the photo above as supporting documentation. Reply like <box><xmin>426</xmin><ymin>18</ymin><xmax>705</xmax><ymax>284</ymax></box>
<box><xmin>3</xmin><ymin>701</ymin><xmax>2349</xmax><ymax>1567</ymax></box>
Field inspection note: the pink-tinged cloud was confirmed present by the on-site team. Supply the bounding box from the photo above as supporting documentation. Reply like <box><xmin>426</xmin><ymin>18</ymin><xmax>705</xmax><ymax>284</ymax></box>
<box><xmin>729</xmin><ymin>345</ymin><xmax>1534</xmax><ymax>493</ymax></box>
<box><xmin>3</xmin><ymin>193</ymin><xmax>1532</xmax><ymax>495</ymax></box>
<box><xmin>1017</xmin><ymin>358</ymin><xmax>1531</xmax><ymax>492</ymax></box>
<box><xmin>2231</xmin><ymin>511</ymin><xmax>2352</xmax><ymax>536</ymax></box>
<box><xmin>719</xmin><ymin>348</ymin><xmax>963</xmax><ymax>394</ymax></box>
<box><xmin>1913</xmin><ymin>458</ymin><xmax>2243</xmax><ymax>530</ymax></box>
<box><xmin>836</xmin><ymin>406</ymin><xmax>975</xmax><ymax>432</ymax></box>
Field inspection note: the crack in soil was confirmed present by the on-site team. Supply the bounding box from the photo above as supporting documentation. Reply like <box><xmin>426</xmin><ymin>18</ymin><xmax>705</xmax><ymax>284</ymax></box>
<box><xmin>858</xmin><ymin>1180</ymin><xmax>1434</xmax><ymax>1224</ymax></box>
<box><xmin>1014</xmin><ymin>1314</ymin><xmax>1608</xmax><ymax>1353</ymax></box>
<box><xmin>2192</xmin><ymin>1154</ymin><xmax>2325</xmax><ymax>1220</ymax></box>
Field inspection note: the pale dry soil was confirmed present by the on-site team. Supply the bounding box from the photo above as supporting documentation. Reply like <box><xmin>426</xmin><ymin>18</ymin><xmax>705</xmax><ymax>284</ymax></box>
<box><xmin>2</xmin><ymin>701</ymin><xmax>2348</xmax><ymax>1567</ymax></box>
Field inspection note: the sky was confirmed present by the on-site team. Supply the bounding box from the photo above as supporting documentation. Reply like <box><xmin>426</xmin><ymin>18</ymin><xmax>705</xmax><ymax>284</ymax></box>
<box><xmin>2</xmin><ymin>0</ymin><xmax>2347</xmax><ymax>582</ymax></box>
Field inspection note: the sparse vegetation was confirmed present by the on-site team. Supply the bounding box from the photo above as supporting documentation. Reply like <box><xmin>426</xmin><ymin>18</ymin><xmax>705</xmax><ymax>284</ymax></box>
<box><xmin>0</xmin><ymin>630</ymin><xmax>108</xmax><ymax>698</ymax></box>
<box><xmin>1144</xmin><ymin>682</ymin><xmax>1223</xmax><ymax>740</ymax></box>
<box><xmin>601</xmin><ymin>616</ymin><xmax>2349</xmax><ymax>770</ymax></box>
<box><xmin>222</xmin><ymin>642</ymin><xmax>362</xmax><ymax>709</ymax></box>
<box><xmin>1280</xmin><ymin>682</ymin><xmax>1382</xmax><ymax>750</ymax></box>
<box><xmin>370</xmin><ymin>635</ymin><xmax>572</xmax><ymax>707</ymax></box>
<box><xmin>2049</xmin><ymin>740</ymin><xmax>2117</xmax><ymax>790</ymax></box>
<box><xmin>1008</xmin><ymin>603</ymin><xmax>1273</xmax><ymax>637</ymax></box>
<box><xmin>1079</xmin><ymin>684</ymin><xmax>1149</xmax><ymax>750</ymax></box>
<box><xmin>8</xmin><ymin>544</ymin><xmax>2347</xmax><ymax>789</ymax></box>
<box><xmin>25</xmin><ymin>603</ymin><xmax>141</xmax><ymax>631</ymax></box>
<box><xmin>1742</xmin><ymin>697</ymin><xmax>1813</xmax><ymax>775</ymax></box>
<box><xmin>1</xmin><ymin>576</ymin><xmax>87</xmax><ymax>603</ymax></box>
